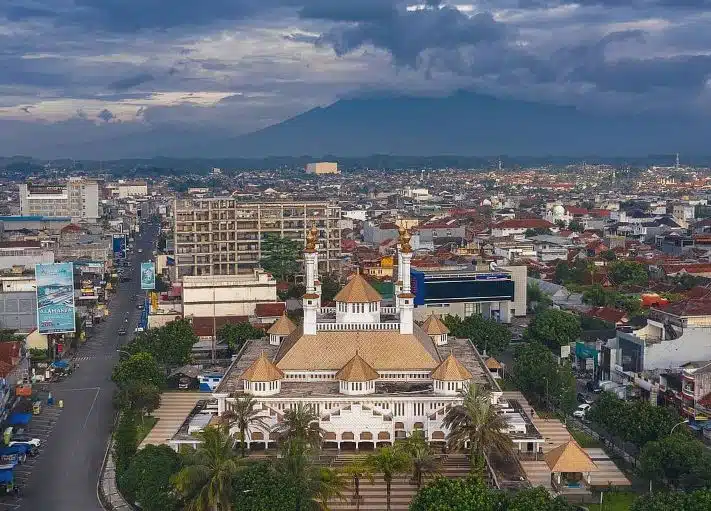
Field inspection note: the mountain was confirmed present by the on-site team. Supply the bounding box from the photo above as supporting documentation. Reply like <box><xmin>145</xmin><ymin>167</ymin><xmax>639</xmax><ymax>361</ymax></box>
<box><xmin>226</xmin><ymin>91</ymin><xmax>711</xmax><ymax>158</ymax></box>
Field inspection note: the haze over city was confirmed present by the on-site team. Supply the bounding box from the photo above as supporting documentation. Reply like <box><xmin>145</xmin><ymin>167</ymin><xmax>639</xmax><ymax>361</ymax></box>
<box><xmin>2</xmin><ymin>1</ymin><xmax>711</xmax><ymax>157</ymax></box>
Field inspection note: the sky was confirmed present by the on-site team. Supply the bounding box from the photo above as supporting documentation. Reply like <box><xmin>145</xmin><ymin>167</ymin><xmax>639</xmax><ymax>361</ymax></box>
<box><xmin>2</xmin><ymin>0</ymin><xmax>711</xmax><ymax>157</ymax></box>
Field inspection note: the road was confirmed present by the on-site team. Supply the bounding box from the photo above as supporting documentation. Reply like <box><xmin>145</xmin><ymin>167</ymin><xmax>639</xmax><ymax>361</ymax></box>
<box><xmin>18</xmin><ymin>222</ymin><xmax>157</xmax><ymax>511</ymax></box>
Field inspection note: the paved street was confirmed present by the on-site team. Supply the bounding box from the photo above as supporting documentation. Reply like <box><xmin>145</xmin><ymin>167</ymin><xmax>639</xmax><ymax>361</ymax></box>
<box><xmin>13</xmin><ymin>222</ymin><xmax>157</xmax><ymax>511</ymax></box>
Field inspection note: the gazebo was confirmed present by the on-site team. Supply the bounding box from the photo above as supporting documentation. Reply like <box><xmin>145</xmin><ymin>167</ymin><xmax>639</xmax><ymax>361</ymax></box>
<box><xmin>544</xmin><ymin>439</ymin><xmax>597</xmax><ymax>492</ymax></box>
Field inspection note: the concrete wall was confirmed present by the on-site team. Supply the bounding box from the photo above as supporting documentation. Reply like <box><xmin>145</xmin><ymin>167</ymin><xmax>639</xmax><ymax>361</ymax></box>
<box><xmin>182</xmin><ymin>277</ymin><xmax>277</xmax><ymax>318</ymax></box>
<box><xmin>0</xmin><ymin>291</ymin><xmax>37</xmax><ymax>333</ymax></box>
<box><xmin>0</xmin><ymin>251</ymin><xmax>54</xmax><ymax>271</ymax></box>
<box><xmin>644</xmin><ymin>327</ymin><xmax>711</xmax><ymax>370</ymax></box>
<box><xmin>500</xmin><ymin>265</ymin><xmax>527</xmax><ymax>316</ymax></box>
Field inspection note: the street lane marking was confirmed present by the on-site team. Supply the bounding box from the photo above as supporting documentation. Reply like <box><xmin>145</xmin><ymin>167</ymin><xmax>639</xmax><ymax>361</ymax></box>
<box><xmin>82</xmin><ymin>387</ymin><xmax>101</xmax><ymax>432</ymax></box>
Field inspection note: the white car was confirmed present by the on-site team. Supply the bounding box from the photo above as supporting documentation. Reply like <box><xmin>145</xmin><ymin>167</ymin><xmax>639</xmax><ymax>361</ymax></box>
<box><xmin>573</xmin><ymin>403</ymin><xmax>591</xmax><ymax>418</ymax></box>
<box><xmin>9</xmin><ymin>438</ymin><xmax>41</xmax><ymax>448</ymax></box>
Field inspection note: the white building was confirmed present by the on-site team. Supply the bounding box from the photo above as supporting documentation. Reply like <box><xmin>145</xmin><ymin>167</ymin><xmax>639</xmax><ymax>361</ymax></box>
<box><xmin>207</xmin><ymin>229</ymin><xmax>539</xmax><ymax>453</ymax></box>
<box><xmin>19</xmin><ymin>178</ymin><xmax>100</xmax><ymax>223</ymax></box>
<box><xmin>108</xmin><ymin>181</ymin><xmax>149</xmax><ymax>198</ymax></box>
<box><xmin>182</xmin><ymin>270</ymin><xmax>277</xmax><ymax>318</ymax></box>
<box><xmin>0</xmin><ymin>242</ymin><xmax>54</xmax><ymax>271</ymax></box>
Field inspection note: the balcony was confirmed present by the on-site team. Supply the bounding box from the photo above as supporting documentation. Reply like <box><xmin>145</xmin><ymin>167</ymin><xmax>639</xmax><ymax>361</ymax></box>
<box><xmin>316</xmin><ymin>322</ymin><xmax>400</xmax><ymax>331</ymax></box>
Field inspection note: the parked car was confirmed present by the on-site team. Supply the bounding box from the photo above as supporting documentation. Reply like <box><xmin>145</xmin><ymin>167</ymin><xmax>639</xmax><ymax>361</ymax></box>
<box><xmin>178</xmin><ymin>377</ymin><xmax>191</xmax><ymax>390</ymax></box>
<box><xmin>9</xmin><ymin>436</ymin><xmax>40</xmax><ymax>447</ymax></box>
<box><xmin>586</xmin><ymin>381</ymin><xmax>602</xmax><ymax>393</ymax></box>
<box><xmin>577</xmin><ymin>393</ymin><xmax>593</xmax><ymax>404</ymax></box>
<box><xmin>136</xmin><ymin>304</ymin><xmax>144</xmax><ymax>310</ymax></box>
<box><xmin>573</xmin><ymin>403</ymin><xmax>591</xmax><ymax>418</ymax></box>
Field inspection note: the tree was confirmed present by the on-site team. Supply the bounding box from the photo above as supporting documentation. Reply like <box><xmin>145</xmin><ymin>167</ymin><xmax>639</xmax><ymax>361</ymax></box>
<box><xmin>600</xmin><ymin>249</ymin><xmax>617</xmax><ymax>261</ymax></box>
<box><xmin>442</xmin><ymin>314</ymin><xmax>511</xmax><ymax>355</ymax></box>
<box><xmin>112</xmin><ymin>352</ymin><xmax>166</xmax><ymax>389</ymax></box>
<box><xmin>568</xmin><ymin>220</ymin><xmax>584</xmax><ymax>233</ymax></box>
<box><xmin>396</xmin><ymin>431</ymin><xmax>439</xmax><ymax>489</ymax></box>
<box><xmin>631</xmin><ymin>489</ymin><xmax>711</xmax><ymax>511</ymax></box>
<box><xmin>409</xmin><ymin>476</ymin><xmax>504</xmax><ymax>511</ymax></box>
<box><xmin>231</xmin><ymin>461</ymin><xmax>301</xmax><ymax>511</ymax></box>
<box><xmin>273</xmin><ymin>403</ymin><xmax>323</xmax><ymax>448</ymax></box>
<box><xmin>114</xmin><ymin>382</ymin><xmax>161</xmax><ymax>422</ymax></box>
<box><xmin>640</xmin><ymin>434</ymin><xmax>711</xmax><ymax>490</ymax></box>
<box><xmin>512</xmin><ymin>342</ymin><xmax>577</xmax><ymax>413</ymax></box>
<box><xmin>114</xmin><ymin>411</ymin><xmax>139</xmax><ymax>473</ymax></box>
<box><xmin>172</xmin><ymin>426</ymin><xmax>245</xmax><ymax>511</ymax></box>
<box><xmin>278</xmin><ymin>438</ymin><xmax>319</xmax><ymax>511</ymax></box>
<box><xmin>119</xmin><ymin>444</ymin><xmax>182</xmax><ymax>511</ymax></box>
<box><xmin>524</xmin><ymin>308</ymin><xmax>581</xmax><ymax>350</ymax></box>
<box><xmin>553</xmin><ymin>262</ymin><xmax>571</xmax><ymax>284</ymax></box>
<box><xmin>221</xmin><ymin>394</ymin><xmax>269</xmax><ymax>457</ymax></box>
<box><xmin>443</xmin><ymin>383</ymin><xmax>513</xmax><ymax>472</ymax></box>
<box><xmin>366</xmin><ymin>446</ymin><xmax>411</xmax><ymax>511</ymax></box>
<box><xmin>128</xmin><ymin>319</ymin><xmax>198</xmax><ymax>367</ymax></box>
<box><xmin>0</xmin><ymin>329</ymin><xmax>23</xmax><ymax>342</ymax></box>
<box><xmin>609</xmin><ymin>261</ymin><xmax>648</xmax><ymax>286</ymax></box>
<box><xmin>342</xmin><ymin>458</ymin><xmax>374</xmax><ymax>509</ymax></box>
<box><xmin>319</xmin><ymin>275</ymin><xmax>342</xmax><ymax>303</ymax></box>
<box><xmin>312</xmin><ymin>467</ymin><xmax>347</xmax><ymax>511</ymax></box>
<box><xmin>525</xmin><ymin>227</ymin><xmax>553</xmax><ymax>237</ymax></box>
<box><xmin>526</xmin><ymin>282</ymin><xmax>552</xmax><ymax>309</ymax></box>
<box><xmin>507</xmin><ymin>486</ymin><xmax>574</xmax><ymax>511</ymax></box>
<box><xmin>259</xmin><ymin>234</ymin><xmax>301</xmax><ymax>282</ymax></box>
<box><xmin>216</xmin><ymin>323</ymin><xmax>263</xmax><ymax>353</ymax></box>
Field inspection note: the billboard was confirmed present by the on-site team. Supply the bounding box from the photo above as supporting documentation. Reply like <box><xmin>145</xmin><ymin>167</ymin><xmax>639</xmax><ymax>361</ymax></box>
<box><xmin>112</xmin><ymin>234</ymin><xmax>126</xmax><ymax>258</ymax></box>
<box><xmin>411</xmin><ymin>270</ymin><xmax>514</xmax><ymax>306</ymax></box>
<box><xmin>76</xmin><ymin>261</ymin><xmax>105</xmax><ymax>274</ymax></box>
<box><xmin>141</xmin><ymin>262</ymin><xmax>156</xmax><ymax>290</ymax></box>
<box><xmin>36</xmin><ymin>262</ymin><xmax>76</xmax><ymax>334</ymax></box>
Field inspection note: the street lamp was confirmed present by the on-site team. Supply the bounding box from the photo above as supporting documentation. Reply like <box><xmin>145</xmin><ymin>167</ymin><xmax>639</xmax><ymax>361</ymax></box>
<box><xmin>670</xmin><ymin>419</ymin><xmax>689</xmax><ymax>435</ymax></box>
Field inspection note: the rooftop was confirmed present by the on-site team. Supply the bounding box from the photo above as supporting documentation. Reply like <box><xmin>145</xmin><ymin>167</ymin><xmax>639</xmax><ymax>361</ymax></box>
<box><xmin>334</xmin><ymin>274</ymin><xmax>382</xmax><ymax>303</ymax></box>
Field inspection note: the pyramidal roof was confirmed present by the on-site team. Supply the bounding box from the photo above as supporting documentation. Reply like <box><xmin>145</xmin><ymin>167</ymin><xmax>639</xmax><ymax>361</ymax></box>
<box><xmin>431</xmin><ymin>353</ymin><xmax>473</xmax><ymax>381</ymax></box>
<box><xmin>267</xmin><ymin>313</ymin><xmax>297</xmax><ymax>336</ymax></box>
<box><xmin>335</xmin><ymin>351</ymin><xmax>379</xmax><ymax>382</ymax></box>
<box><xmin>544</xmin><ymin>440</ymin><xmax>597</xmax><ymax>473</ymax></box>
<box><xmin>422</xmin><ymin>314</ymin><xmax>450</xmax><ymax>335</ymax></box>
<box><xmin>334</xmin><ymin>274</ymin><xmax>382</xmax><ymax>303</ymax></box>
<box><xmin>240</xmin><ymin>352</ymin><xmax>284</xmax><ymax>382</ymax></box>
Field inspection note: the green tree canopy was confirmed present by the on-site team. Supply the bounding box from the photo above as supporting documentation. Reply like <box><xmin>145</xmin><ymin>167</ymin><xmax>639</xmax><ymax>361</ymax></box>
<box><xmin>442</xmin><ymin>314</ymin><xmax>511</xmax><ymax>355</ymax></box>
<box><xmin>512</xmin><ymin>342</ymin><xmax>577</xmax><ymax>413</ymax></box>
<box><xmin>568</xmin><ymin>220</ymin><xmax>584</xmax><ymax>233</ymax></box>
<box><xmin>119</xmin><ymin>444</ymin><xmax>182</xmax><ymax>511</ymax></box>
<box><xmin>507</xmin><ymin>486</ymin><xmax>575</xmax><ymax>511</ymax></box>
<box><xmin>524</xmin><ymin>309</ymin><xmax>581</xmax><ymax>349</ymax></box>
<box><xmin>525</xmin><ymin>227</ymin><xmax>553</xmax><ymax>237</ymax></box>
<box><xmin>409</xmin><ymin>476</ymin><xmax>504</xmax><ymax>511</ymax></box>
<box><xmin>609</xmin><ymin>260</ymin><xmax>648</xmax><ymax>286</ymax></box>
<box><xmin>259</xmin><ymin>234</ymin><xmax>301</xmax><ymax>282</ymax></box>
<box><xmin>112</xmin><ymin>352</ymin><xmax>166</xmax><ymax>389</ymax></box>
<box><xmin>319</xmin><ymin>274</ymin><xmax>342</xmax><ymax>303</ymax></box>
<box><xmin>631</xmin><ymin>489</ymin><xmax>711</xmax><ymax>511</ymax></box>
<box><xmin>231</xmin><ymin>461</ymin><xmax>301</xmax><ymax>511</ymax></box>
<box><xmin>114</xmin><ymin>411</ymin><xmax>139</xmax><ymax>473</ymax></box>
<box><xmin>640</xmin><ymin>434</ymin><xmax>711</xmax><ymax>490</ymax></box>
<box><xmin>127</xmin><ymin>318</ymin><xmax>198</xmax><ymax>366</ymax></box>
<box><xmin>216</xmin><ymin>322</ymin><xmax>263</xmax><ymax>353</ymax></box>
<box><xmin>114</xmin><ymin>382</ymin><xmax>161</xmax><ymax>419</ymax></box>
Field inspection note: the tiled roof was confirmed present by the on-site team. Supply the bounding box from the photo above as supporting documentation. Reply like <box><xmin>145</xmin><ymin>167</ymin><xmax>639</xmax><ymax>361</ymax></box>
<box><xmin>421</xmin><ymin>314</ymin><xmax>450</xmax><ymax>335</ymax></box>
<box><xmin>334</xmin><ymin>274</ymin><xmax>382</xmax><ymax>303</ymax></box>
<box><xmin>336</xmin><ymin>352</ymin><xmax>379</xmax><ymax>382</ymax></box>
<box><xmin>240</xmin><ymin>352</ymin><xmax>284</xmax><ymax>382</ymax></box>
<box><xmin>275</xmin><ymin>326</ymin><xmax>440</xmax><ymax>371</ymax></box>
<box><xmin>492</xmin><ymin>218</ymin><xmax>554</xmax><ymax>229</ymax></box>
<box><xmin>431</xmin><ymin>353</ymin><xmax>473</xmax><ymax>381</ymax></box>
<box><xmin>255</xmin><ymin>302</ymin><xmax>286</xmax><ymax>318</ymax></box>
<box><xmin>586</xmin><ymin>307</ymin><xmax>628</xmax><ymax>324</ymax></box>
<box><xmin>485</xmin><ymin>357</ymin><xmax>502</xmax><ymax>370</ymax></box>
<box><xmin>267</xmin><ymin>313</ymin><xmax>297</xmax><ymax>336</ymax></box>
<box><xmin>545</xmin><ymin>440</ymin><xmax>597</xmax><ymax>473</ymax></box>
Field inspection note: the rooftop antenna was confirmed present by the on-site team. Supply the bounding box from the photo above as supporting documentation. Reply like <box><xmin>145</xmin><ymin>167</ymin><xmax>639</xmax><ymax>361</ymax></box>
<box><xmin>675</xmin><ymin>153</ymin><xmax>680</xmax><ymax>170</ymax></box>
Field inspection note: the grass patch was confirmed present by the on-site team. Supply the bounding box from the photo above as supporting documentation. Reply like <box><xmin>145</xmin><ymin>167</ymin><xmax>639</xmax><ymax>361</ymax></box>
<box><xmin>136</xmin><ymin>415</ymin><xmax>158</xmax><ymax>443</ymax></box>
<box><xmin>570</xmin><ymin>428</ymin><xmax>602</xmax><ymax>448</ymax></box>
<box><xmin>587</xmin><ymin>491</ymin><xmax>637</xmax><ymax>511</ymax></box>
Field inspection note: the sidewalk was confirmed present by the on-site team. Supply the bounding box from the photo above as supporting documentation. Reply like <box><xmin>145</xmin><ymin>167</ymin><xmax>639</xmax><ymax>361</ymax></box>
<box><xmin>98</xmin><ymin>445</ymin><xmax>133</xmax><ymax>511</ymax></box>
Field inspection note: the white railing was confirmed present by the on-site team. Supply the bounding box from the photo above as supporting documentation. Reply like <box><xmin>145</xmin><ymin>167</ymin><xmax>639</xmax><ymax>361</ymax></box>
<box><xmin>381</xmin><ymin>307</ymin><xmax>398</xmax><ymax>315</ymax></box>
<box><xmin>318</xmin><ymin>307</ymin><xmax>336</xmax><ymax>314</ymax></box>
<box><xmin>317</xmin><ymin>322</ymin><xmax>400</xmax><ymax>331</ymax></box>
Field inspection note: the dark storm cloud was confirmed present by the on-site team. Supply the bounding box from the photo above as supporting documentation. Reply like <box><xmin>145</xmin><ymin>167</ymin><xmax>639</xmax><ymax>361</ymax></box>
<box><xmin>108</xmin><ymin>73</ymin><xmax>155</xmax><ymax>92</ymax></box>
<box><xmin>316</xmin><ymin>5</ymin><xmax>511</xmax><ymax>68</ymax></box>
<box><xmin>97</xmin><ymin>108</ymin><xmax>114</xmax><ymax>122</ymax></box>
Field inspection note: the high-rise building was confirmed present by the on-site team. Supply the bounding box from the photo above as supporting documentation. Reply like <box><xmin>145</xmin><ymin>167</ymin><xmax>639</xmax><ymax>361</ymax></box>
<box><xmin>173</xmin><ymin>199</ymin><xmax>341</xmax><ymax>277</ymax></box>
<box><xmin>305</xmin><ymin>162</ymin><xmax>339</xmax><ymax>175</ymax></box>
<box><xmin>19</xmin><ymin>178</ymin><xmax>100</xmax><ymax>223</ymax></box>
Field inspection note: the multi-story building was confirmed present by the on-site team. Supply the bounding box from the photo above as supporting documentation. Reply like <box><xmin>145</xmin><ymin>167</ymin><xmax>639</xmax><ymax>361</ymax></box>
<box><xmin>174</xmin><ymin>199</ymin><xmax>341</xmax><ymax>277</ymax></box>
<box><xmin>19</xmin><ymin>178</ymin><xmax>100</xmax><ymax>223</ymax></box>
<box><xmin>305</xmin><ymin>162</ymin><xmax>339</xmax><ymax>175</ymax></box>
<box><xmin>0</xmin><ymin>241</ymin><xmax>54</xmax><ymax>271</ymax></box>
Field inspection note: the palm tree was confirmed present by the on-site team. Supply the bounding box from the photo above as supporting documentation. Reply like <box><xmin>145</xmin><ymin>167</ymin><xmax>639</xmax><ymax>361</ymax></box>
<box><xmin>442</xmin><ymin>383</ymin><xmax>513</xmax><ymax>472</ymax></box>
<box><xmin>342</xmin><ymin>458</ymin><xmax>374</xmax><ymax>510</ymax></box>
<box><xmin>366</xmin><ymin>446</ymin><xmax>412</xmax><ymax>511</ymax></box>
<box><xmin>396</xmin><ymin>431</ymin><xmax>439</xmax><ymax>489</ymax></box>
<box><xmin>312</xmin><ymin>467</ymin><xmax>348</xmax><ymax>511</ymax></box>
<box><xmin>273</xmin><ymin>403</ymin><xmax>323</xmax><ymax>448</ymax></box>
<box><xmin>172</xmin><ymin>426</ymin><xmax>244</xmax><ymax>511</ymax></box>
<box><xmin>221</xmin><ymin>394</ymin><xmax>269</xmax><ymax>457</ymax></box>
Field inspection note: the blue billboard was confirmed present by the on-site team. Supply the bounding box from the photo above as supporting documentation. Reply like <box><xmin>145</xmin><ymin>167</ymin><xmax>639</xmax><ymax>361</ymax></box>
<box><xmin>140</xmin><ymin>262</ymin><xmax>155</xmax><ymax>290</ymax></box>
<box><xmin>112</xmin><ymin>234</ymin><xmax>126</xmax><ymax>258</ymax></box>
<box><xmin>36</xmin><ymin>263</ymin><xmax>76</xmax><ymax>334</ymax></box>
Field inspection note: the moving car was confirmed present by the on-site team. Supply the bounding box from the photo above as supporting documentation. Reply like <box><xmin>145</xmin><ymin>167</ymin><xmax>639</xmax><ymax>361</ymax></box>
<box><xmin>577</xmin><ymin>393</ymin><xmax>593</xmax><ymax>404</ymax></box>
<box><xmin>573</xmin><ymin>403</ymin><xmax>591</xmax><ymax>418</ymax></box>
<box><xmin>118</xmin><ymin>328</ymin><xmax>127</xmax><ymax>336</ymax></box>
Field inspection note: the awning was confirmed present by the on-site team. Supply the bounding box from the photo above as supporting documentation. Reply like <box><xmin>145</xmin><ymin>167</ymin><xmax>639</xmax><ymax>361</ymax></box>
<box><xmin>7</xmin><ymin>413</ymin><xmax>31</xmax><ymax>426</ymax></box>
<box><xmin>51</xmin><ymin>360</ymin><xmax>70</xmax><ymax>369</ymax></box>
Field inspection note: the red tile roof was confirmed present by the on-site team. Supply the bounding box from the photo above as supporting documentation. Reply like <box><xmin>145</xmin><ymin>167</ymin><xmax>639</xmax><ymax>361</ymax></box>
<box><xmin>653</xmin><ymin>299</ymin><xmax>711</xmax><ymax>317</ymax></box>
<box><xmin>191</xmin><ymin>316</ymin><xmax>253</xmax><ymax>337</ymax></box>
<box><xmin>255</xmin><ymin>302</ymin><xmax>286</xmax><ymax>318</ymax></box>
<box><xmin>661</xmin><ymin>264</ymin><xmax>711</xmax><ymax>275</ymax></box>
<box><xmin>585</xmin><ymin>307</ymin><xmax>628</xmax><ymax>324</ymax></box>
<box><xmin>492</xmin><ymin>218</ymin><xmax>554</xmax><ymax>229</ymax></box>
<box><xmin>0</xmin><ymin>342</ymin><xmax>22</xmax><ymax>366</ymax></box>
<box><xmin>0</xmin><ymin>241</ymin><xmax>41</xmax><ymax>249</ymax></box>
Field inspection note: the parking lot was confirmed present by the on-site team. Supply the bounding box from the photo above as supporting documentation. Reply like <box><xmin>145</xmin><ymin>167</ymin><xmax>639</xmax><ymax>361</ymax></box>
<box><xmin>0</xmin><ymin>395</ymin><xmax>63</xmax><ymax>510</ymax></box>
